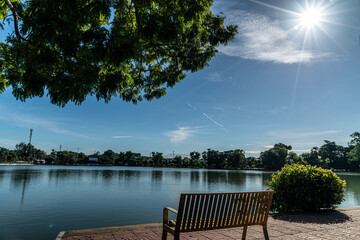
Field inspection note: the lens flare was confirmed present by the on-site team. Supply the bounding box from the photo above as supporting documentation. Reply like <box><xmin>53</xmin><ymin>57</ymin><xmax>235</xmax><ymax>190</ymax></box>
<box><xmin>300</xmin><ymin>7</ymin><xmax>322</xmax><ymax>28</ymax></box>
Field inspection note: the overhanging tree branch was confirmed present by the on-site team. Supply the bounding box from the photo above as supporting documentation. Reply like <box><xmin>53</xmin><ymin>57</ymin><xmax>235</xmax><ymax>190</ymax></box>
<box><xmin>4</xmin><ymin>0</ymin><xmax>26</xmax><ymax>41</ymax></box>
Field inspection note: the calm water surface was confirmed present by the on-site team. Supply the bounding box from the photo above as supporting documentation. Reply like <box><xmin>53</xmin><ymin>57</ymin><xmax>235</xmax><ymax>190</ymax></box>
<box><xmin>1</xmin><ymin>166</ymin><xmax>359</xmax><ymax>240</ymax></box>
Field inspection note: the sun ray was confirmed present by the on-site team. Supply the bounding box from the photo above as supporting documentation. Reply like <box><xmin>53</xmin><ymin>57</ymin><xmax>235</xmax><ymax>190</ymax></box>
<box><xmin>317</xmin><ymin>25</ymin><xmax>360</xmax><ymax>64</ymax></box>
<box><xmin>290</xmin><ymin>61</ymin><xmax>303</xmax><ymax>113</ymax></box>
<box><xmin>250</xmin><ymin>0</ymin><xmax>301</xmax><ymax>17</ymax></box>
<box><xmin>291</xmin><ymin>22</ymin><xmax>310</xmax><ymax>113</ymax></box>
<box><xmin>320</xmin><ymin>19</ymin><xmax>360</xmax><ymax>31</ymax></box>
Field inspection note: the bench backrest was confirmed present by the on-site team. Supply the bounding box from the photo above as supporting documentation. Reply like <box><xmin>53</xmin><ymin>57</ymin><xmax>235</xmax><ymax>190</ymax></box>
<box><xmin>175</xmin><ymin>191</ymin><xmax>274</xmax><ymax>232</ymax></box>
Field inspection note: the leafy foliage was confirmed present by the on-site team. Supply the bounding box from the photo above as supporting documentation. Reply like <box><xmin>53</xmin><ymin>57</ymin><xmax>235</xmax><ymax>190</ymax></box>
<box><xmin>267</xmin><ymin>164</ymin><xmax>346</xmax><ymax>212</ymax></box>
<box><xmin>301</xmin><ymin>147</ymin><xmax>328</xmax><ymax>168</ymax></box>
<box><xmin>260</xmin><ymin>143</ymin><xmax>291</xmax><ymax>170</ymax></box>
<box><xmin>319</xmin><ymin>140</ymin><xmax>349</xmax><ymax>170</ymax></box>
<box><xmin>3</xmin><ymin>131</ymin><xmax>360</xmax><ymax>171</ymax></box>
<box><xmin>151</xmin><ymin>152</ymin><xmax>164</xmax><ymax>166</ymax></box>
<box><xmin>0</xmin><ymin>0</ymin><xmax>237</xmax><ymax>106</ymax></box>
<box><xmin>347</xmin><ymin>133</ymin><xmax>360</xmax><ymax>170</ymax></box>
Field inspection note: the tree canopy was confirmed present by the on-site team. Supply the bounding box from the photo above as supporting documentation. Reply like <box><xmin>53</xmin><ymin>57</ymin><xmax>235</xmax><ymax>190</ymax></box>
<box><xmin>0</xmin><ymin>0</ymin><xmax>237</xmax><ymax>106</ymax></box>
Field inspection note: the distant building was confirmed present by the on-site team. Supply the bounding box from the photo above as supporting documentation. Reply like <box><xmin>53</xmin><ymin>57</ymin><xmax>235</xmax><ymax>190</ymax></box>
<box><xmin>35</xmin><ymin>159</ymin><xmax>46</xmax><ymax>164</ymax></box>
<box><xmin>88</xmin><ymin>157</ymin><xmax>99</xmax><ymax>165</ymax></box>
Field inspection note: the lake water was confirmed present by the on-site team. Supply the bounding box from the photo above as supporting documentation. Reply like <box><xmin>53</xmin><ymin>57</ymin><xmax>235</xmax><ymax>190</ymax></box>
<box><xmin>1</xmin><ymin>166</ymin><xmax>360</xmax><ymax>240</ymax></box>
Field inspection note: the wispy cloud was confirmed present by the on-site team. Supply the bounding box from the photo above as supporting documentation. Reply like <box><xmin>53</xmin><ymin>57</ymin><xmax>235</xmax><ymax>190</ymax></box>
<box><xmin>208</xmin><ymin>72</ymin><xmax>225</xmax><ymax>82</ymax></box>
<box><xmin>0</xmin><ymin>138</ymin><xmax>22</xmax><ymax>149</ymax></box>
<box><xmin>218</xmin><ymin>10</ymin><xmax>334</xmax><ymax>64</ymax></box>
<box><xmin>265</xmin><ymin>145</ymin><xmax>274</xmax><ymax>148</ymax></box>
<box><xmin>112</xmin><ymin>136</ymin><xmax>132</xmax><ymax>139</ymax></box>
<box><xmin>269</xmin><ymin>106</ymin><xmax>288</xmax><ymax>115</ymax></box>
<box><xmin>245</xmin><ymin>150</ymin><xmax>262</xmax><ymax>154</ymax></box>
<box><xmin>202</xmin><ymin>113</ymin><xmax>227</xmax><ymax>132</ymax></box>
<box><xmin>165</xmin><ymin>126</ymin><xmax>200</xmax><ymax>144</ymax></box>
<box><xmin>188</xmin><ymin>103</ymin><xmax>227</xmax><ymax>132</ymax></box>
<box><xmin>214</xmin><ymin>106</ymin><xmax>224</xmax><ymax>111</ymax></box>
<box><xmin>0</xmin><ymin>106</ymin><xmax>92</xmax><ymax>139</ymax></box>
<box><xmin>267</xmin><ymin>130</ymin><xmax>341</xmax><ymax>139</ymax></box>
<box><xmin>292</xmin><ymin>149</ymin><xmax>312</xmax><ymax>153</ymax></box>
<box><xmin>188</xmin><ymin>103</ymin><xmax>197</xmax><ymax>111</ymax></box>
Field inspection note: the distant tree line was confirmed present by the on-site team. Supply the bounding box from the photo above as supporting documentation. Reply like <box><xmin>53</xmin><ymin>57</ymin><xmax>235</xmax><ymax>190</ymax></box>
<box><xmin>260</xmin><ymin>132</ymin><xmax>360</xmax><ymax>171</ymax></box>
<box><xmin>2</xmin><ymin>132</ymin><xmax>360</xmax><ymax>171</ymax></box>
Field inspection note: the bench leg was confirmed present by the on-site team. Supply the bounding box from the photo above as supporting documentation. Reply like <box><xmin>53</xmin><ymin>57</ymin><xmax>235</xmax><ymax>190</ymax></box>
<box><xmin>242</xmin><ymin>226</ymin><xmax>247</xmax><ymax>240</ymax></box>
<box><xmin>263</xmin><ymin>225</ymin><xmax>269</xmax><ymax>240</ymax></box>
<box><xmin>174</xmin><ymin>231</ymin><xmax>180</xmax><ymax>240</ymax></box>
<box><xmin>162</xmin><ymin>228</ymin><xmax>167</xmax><ymax>240</ymax></box>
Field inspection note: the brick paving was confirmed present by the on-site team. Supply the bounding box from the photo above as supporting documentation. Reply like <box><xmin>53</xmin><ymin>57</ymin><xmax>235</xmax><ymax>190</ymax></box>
<box><xmin>58</xmin><ymin>206</ymin><xmax>360</xmax><ymax>240</ymax></box>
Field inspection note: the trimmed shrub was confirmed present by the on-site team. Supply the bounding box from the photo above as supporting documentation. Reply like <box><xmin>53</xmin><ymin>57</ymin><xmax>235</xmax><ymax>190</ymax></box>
<box><xmin>266</xmin><ymin>164</ymin><xmax>346</xmax><ymax>212</ymax></box>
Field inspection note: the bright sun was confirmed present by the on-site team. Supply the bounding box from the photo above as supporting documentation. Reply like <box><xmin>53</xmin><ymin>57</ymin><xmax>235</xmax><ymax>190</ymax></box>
<box><xmin>299</xmin><ymin>7</ymin><xmax>322</xmax><ymax>28</ymax></box>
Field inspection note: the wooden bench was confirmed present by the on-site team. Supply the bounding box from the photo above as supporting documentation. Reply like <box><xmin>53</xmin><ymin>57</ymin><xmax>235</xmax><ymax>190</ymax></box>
<box><xmin>162</xmin><ymin>190</ymin><xmax>274</xmax><ymax>240</ymax></box>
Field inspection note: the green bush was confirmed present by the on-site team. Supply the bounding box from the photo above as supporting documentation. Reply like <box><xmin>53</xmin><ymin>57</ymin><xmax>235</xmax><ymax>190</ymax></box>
<box><xmin>266</xmin><ymin>164</ymin><xmax>346</xmax><ymax>212</ymax></box>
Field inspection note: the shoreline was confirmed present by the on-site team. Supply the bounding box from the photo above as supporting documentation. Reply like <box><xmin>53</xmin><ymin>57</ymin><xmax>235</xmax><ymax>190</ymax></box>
<box><xmin>1</xmin><ymin>164</ymin><xmax>360</xmax><ymax>173</ymax></box>
<box><xmin>58</xmin><ymin>206</ymin><xmax>360</xmax><ymax>240</ymax></box>
<box><xmin>0</xmin><ymin>163</ymin><xmax>34</xmax><ymax>166</ymax></box>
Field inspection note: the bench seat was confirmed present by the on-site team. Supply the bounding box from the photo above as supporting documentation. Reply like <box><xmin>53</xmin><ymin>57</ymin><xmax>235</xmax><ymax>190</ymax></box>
<box><xmin>162</xmin><ymin>191</ymin><xmax>274</xmax><ymax>240</ymax></box>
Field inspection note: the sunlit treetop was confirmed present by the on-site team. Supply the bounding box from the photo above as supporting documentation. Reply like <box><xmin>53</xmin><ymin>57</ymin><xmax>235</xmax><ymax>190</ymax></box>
<box><xmin>0</xmin><ymin>0</ymin><xmax>237</xmax><ymax>106</ymax></box>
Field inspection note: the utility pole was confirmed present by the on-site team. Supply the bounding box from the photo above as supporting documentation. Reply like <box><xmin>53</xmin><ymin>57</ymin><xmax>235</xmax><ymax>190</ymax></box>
<box><xmin>28</xmin><ymin>129</ymin><xmax>33</xmax><ymax>162</ymax></box>
<box><xmin>59</xmin><ymin>145</ymin><xmax>62</xmax><ymax>152</ymax></box>
<box><xmin>29</xmin><ymin>129</ymin><xmax>33</xmax><ymax>145</ymax></box>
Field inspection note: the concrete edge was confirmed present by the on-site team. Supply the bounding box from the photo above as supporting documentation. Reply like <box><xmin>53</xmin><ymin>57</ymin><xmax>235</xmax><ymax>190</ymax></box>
<box><xmin>337</xmin><ymin>206</ymin><xmax>360</xmax><ymax>211</ymax></box>
<box><xmin>61</xmin><ymin>222</ymin><xmax>162</xmax><ymax>238</ymax></box>
<box><xmin>55</xmin><ymin>231</ymin><xmax>65</xmax><ymax>240</ymax></box>
<box><xmin>59</xmin><ymin>206</ymin><xmax>360</xmax><ymax>239</ymax></box>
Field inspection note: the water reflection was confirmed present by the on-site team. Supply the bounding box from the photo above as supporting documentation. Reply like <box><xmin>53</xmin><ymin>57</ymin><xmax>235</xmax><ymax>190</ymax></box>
<box><xmin>1</xmin><ymin>166</ymin><xmax>360</xmax><ymax>240</ymax></box>
<box><xmin>48</xmin><ymin>169</ymin><xmax>84</xmax><ymax>182</ymax></box>
<box><xmin>190</xmin><ymin>171</ymin><xmax>200</xmax><ymax>187</ymax></box>
<box><xmin>9</xmin><ymin>169</ymin><xmax>43</xmax><ymax>206</ymax></box>
<box><xmin>151</xmin><ymin>170</ymin><xmax>163</xmax><ymax>191</ymax></box>
<box><xmin>228</xmin><ymin>171</ymin><xmax>246</xmax><ymax>186</ymax></box>
<box><xmin>174</xmin><ymin>171</ymin><xmax>182</xmax><ymax>181</ymax></box>
<box><xmin>338</xmin><ymin>173</ymin><xmax>360</xmax><ymax>206</ymax></box>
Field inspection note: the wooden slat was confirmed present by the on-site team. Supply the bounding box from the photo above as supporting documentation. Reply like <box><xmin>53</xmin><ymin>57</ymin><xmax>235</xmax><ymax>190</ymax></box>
<box><xmin>195</xmin><ymin>194</ymin><xmax>204</xmax><ymax>230</ymax></box>
<box><xmin>249</xmin><ymin>192</ymin><xmax>258</xmax><ymax>224</ymax></box>
<box><xmin>182</xmin><ymin>195</ymin><xmax>191</xmax><ymax>231</ymax></box>
<box><xmin>255</xmin><ymin>193</ymin><xmax>266</xmax><ymax>224</ymax></box>
<box><xmin>239</xmin><ymin>192</ymin><xmax>251</xmax><ymax>225</ymax></box>
<box><xmin>232</xmin><ymin>193</ymin><xmax>242</xmax><ymax>226</ymax></box>
<box><xmin>180</xmin><ymin>191</ymin><xmax>273</xmax><ymax>196</ymax></box>
<box><xmin>200</xmin><ymin>194</ymin><xmax>210</xmax><ymax>229</ymax></box>
<box><xmin>175</xmin><ymin>194</ymin><xmax>186</xmax><ymax>233</ymax></box>
<box><xmin>249</xmin><ymin>192</ymin><xmax>260</xmax><ymax>224</ymax></box>
<box><xmin>263</xmin><ymin>192</ymin><xmax>273</xmax><ymax>224</ymax></box>
<box><xmin>231</xmin><ymin>193</ymin><xmax>241</xmax><ymax>226</ymax></box>
<box><xmin>225</xmin><ymin>193</ymin><xmax>235</xmax><ymax>226</ymax></box>
<box><xmin>191</xmin><ymin>194</ymin><xmax>201</xmax><ymax>230</ymax></box>
<box><xmin>209</xmin><ymin>194</ymin><xmax>219</xmax><ymax>228</ymax></box>
<box><xmin>219</xmin><ymin>194</ymin><xmax>227</xmax><ymax>226</ymax></box>
<box><xmin>220</xmin><ymin>194</ymin><xmax>231</xmax><ymax>227</ymax></box>
<box><xmin>248</xmin><ymin>192</ymin><xmax>257</xmax><ymax>224</ymax></box>
<box><xmin>230</xmin><ymin>193</ymin><xmax>241</xmax><ymax>226</ymax></box>
<box><xmin>261</xmin><ymin>193</ymin><xmax>269</xmax><ymax>221</ymax></box>
<box><xmin>214</xmin><ymin>194</ymin><xmax>224</xmax><ymax>227</ymax></box>
<box><xmin>260</xmin><ymin>193</ymin><xmax>270</xmax><ymax>223</ymax></box>
<box><xmin>204</xmin><ymin>194</ymin><xmax>214</xmax><ymax>229</ymax></box>
<box><xmin>167</xmin><ymin>191</ymin><xmax>274</xmax><ymax>237</ymax></box>
<box><xmin>232</xmin><ymin>193</ymin><xmax>240</xmax><ymax>226</ymax></box>
<box><xmin>186</xmin><ymin>195</ymin><xmax>196</xmax><ymax>230</ymax></box>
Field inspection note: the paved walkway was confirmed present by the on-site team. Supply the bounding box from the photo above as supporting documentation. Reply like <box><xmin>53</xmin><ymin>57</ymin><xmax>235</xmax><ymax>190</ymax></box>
<box><xmin>58</xmin><ymin>206</ymin><xmax>360</xmax><ymax>240</ymax></box>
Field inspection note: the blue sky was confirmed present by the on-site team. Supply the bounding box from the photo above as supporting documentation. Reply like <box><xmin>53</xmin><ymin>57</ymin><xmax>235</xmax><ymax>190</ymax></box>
<box><xmin>1</xmin><ymin>0</ymin><xmax>360</xmax><ymax>157</ymax></box>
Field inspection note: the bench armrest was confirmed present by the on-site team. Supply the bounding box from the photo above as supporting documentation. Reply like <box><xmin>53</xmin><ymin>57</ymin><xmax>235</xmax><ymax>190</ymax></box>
<box><xmin>165</xmin><ymin>207</ymin><xmax>178</xmax><ymax>214</ymax></box>
<box><xmin>163</xmin><ymin>207</ymin><xmax>178</xmax><ymax>224</ymax></box>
